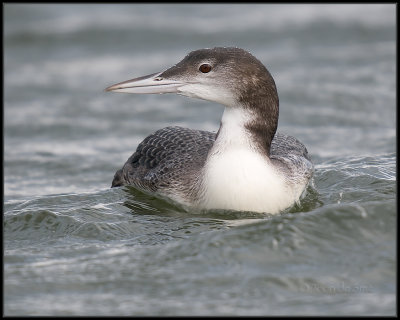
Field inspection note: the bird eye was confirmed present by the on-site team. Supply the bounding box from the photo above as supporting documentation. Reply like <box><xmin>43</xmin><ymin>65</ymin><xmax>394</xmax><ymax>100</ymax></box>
<box><xmin>199</xmin><ymin>64</ymin><xmax>212</xmax><ymax>73</ymax></box>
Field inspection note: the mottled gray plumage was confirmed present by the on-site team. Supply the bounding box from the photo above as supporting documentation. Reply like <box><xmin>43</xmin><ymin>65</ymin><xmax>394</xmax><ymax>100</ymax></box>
<box><xmin>112</xmin><ymin>126</ymin><xmax>214</xmax><ymax>200</ymax></box>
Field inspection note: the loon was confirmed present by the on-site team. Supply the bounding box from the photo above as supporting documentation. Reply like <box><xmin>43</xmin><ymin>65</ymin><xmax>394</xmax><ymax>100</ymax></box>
<box><xmin>105</xmin><ymin>47</ymin><xmax>314</xmax><ymax>214</ymax></box>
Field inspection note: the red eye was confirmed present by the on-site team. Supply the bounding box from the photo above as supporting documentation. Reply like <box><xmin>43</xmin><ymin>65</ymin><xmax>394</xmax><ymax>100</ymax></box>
<box><xmin>199</xmin><ymin>64</ymin><xmax>212</xmax><ymax>73</ymax></box>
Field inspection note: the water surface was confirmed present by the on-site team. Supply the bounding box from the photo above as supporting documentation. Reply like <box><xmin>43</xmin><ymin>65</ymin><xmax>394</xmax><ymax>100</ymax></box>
<box><xmin>4</xmin><ymin>4</ymin><xmax>396</xmax><ymax>316</ymax></box>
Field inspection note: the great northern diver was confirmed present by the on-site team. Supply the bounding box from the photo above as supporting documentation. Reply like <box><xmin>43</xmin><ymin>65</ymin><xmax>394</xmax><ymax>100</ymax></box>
<box><xmin>105</xmin><ymin>47</ymin><xmax>314</xmax><ymax>214</ymax></box>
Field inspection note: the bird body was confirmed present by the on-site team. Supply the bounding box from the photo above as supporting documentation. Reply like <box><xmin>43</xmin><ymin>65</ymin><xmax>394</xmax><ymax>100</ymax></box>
<box><xmin>106</xmin><ymin>47</ymin><xmax>314</xmax><ymax>214</ymax></box>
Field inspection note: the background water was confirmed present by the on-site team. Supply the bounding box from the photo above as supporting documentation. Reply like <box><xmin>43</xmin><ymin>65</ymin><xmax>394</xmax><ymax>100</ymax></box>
<box><xmin>3</xmin><ymin>4</ymin><xmax>396</xmax><ymax>316</ymax></box>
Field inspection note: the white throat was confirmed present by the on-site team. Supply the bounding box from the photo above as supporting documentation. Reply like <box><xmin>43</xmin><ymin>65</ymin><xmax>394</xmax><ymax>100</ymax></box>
<box><xmin>197</xmin><ymin>107</ymin><xmax>293</xmax><ymax>214</ymax></box>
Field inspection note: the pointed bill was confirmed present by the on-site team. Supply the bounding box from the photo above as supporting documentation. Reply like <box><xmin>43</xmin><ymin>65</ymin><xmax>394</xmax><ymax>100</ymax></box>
<box><xmin>105</xmin><ymin>72</ymin><xmax>185</xmax><ymax>94</ymax></box>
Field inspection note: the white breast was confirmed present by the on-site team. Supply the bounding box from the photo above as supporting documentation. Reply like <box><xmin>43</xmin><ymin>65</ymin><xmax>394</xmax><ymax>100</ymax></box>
<box><xmin>199</xmin><ymin>148</ymin><xmax>295</xmax><ymax>214</ymax></box>
<box><xmin>196</xmin><ymin>107</ymin><xmax>301</xmax><ymax>214</ymax></box>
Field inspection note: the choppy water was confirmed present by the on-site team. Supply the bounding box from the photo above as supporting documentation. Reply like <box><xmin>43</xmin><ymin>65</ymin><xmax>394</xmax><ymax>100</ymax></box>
<box><xmin>4</xmin><ymin>4</ymin><xmax>396</xmax><ymax>316</ymax></box>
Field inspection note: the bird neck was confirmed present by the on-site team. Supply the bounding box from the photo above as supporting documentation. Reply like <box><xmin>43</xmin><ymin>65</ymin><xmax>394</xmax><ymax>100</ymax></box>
<box><xmin>214</xmin><ymin>99</ymin><xmax>278</xmax><ymax>158</ymax></box>
<box><xmin>199</xmin><ymin>104</ymin><xmax>287</xmax><ymax>214</ymax></box>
